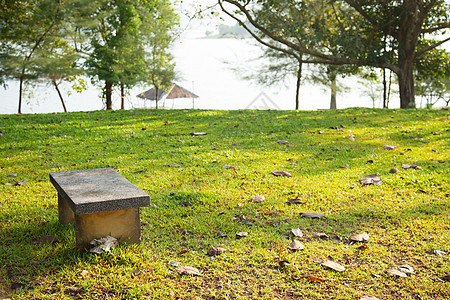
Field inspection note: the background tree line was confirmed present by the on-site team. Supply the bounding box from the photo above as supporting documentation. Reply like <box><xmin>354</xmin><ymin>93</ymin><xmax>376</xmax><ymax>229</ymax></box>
<box><xmin>0</xmin><ymin>0</ymin><xmax>178</xmax><ymax>113</ymax></box>
<box><xmin>218</xmin><ymin>0</ymin><xmax>450</xmax><ymax>109</ymax></box>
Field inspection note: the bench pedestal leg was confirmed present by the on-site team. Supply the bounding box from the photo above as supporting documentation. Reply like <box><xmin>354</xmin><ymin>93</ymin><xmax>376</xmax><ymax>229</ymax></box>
<box><xmin>74</xmin><ymin>208</ymin><xmax>141</xmax><ymax>249</ymax></box>
<box><xmin>58</xmin><ymin>194</ymin><xmax>75</xmax><ymax>224</ymax></box>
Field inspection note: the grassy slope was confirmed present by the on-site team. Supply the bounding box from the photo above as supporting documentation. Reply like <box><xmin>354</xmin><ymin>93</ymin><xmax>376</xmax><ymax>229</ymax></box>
<box><xmin>0</xmin><ymin>108</ymin><xmax>449</xmax><ymax>299</ymax></box>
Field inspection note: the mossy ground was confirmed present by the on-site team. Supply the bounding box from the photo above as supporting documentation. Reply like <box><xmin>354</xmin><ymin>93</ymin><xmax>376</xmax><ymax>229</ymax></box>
<box><xmin>0</xmin><ymin>108</ymin><xmax>449</xmax><ymax>299</ymax></box>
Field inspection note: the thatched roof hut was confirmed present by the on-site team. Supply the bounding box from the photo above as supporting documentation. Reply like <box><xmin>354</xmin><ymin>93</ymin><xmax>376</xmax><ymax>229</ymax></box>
<box><xmin>137</xmin><ymin>84</ymin><xmax>199</xmax><ymax>101</ymax></box>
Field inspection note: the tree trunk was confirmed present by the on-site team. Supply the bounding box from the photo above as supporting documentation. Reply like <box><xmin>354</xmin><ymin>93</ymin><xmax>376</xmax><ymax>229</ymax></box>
<box><xmin>53</xmin><ymin>79</ymin><xmax>67</xmax><ymax>112</ymax></box>
<box><xmin>295</xmin><ymin>59</ymin><xmax>302</xmax><ymax>110</ymax></box>
<box><xmin>330</xmin><ymin>78</ymin><xmax>337</xmax><ymax>110</ymax></box>
<box><xmin>18</xmin><ymin>77</ymin><xmax>24</xmax><ymax>114</ymax></box>
<box><xmin>383</xmin><ymin>68</ymin><xmax>387</xmax><ymax>108</ymax></box>
<box><xmin>105</xmin><ymin>81</ymin><xmax>113</xmax><ymax>110</ymax></box>
<box><xmin>120</xmin><ymin>82</ymin><xmax>125</xmax><ymax>110</ymax></box>
<box><xmin>397</xmin><ymin>60</ymin><xmax>415</xmax><ymax>108</ymax></box>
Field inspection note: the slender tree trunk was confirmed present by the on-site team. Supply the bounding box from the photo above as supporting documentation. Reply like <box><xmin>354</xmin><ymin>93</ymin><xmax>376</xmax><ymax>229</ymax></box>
<box><xmin>155</xmin><ymin>85</ymin><xmax>159</xmax><ymax>110</ymax></box>
<box><xmin>52</xmin><ymin>79</ymin><xmax>67</xmax><ymax>112</ymax></box>
<box><xmin>295</xmin><ymin>58</ymin><xmax>302</xmax><ymax>110</ymax></box>
<box><xmin>105</xmin><ymin>81</ymin><xmax>113</xmax><ymax>110</ymax></box>
<box><xmin>330</xmin><ymin>78</ymin><xmax>337</xmax><ymax>110</ymax></box>
<box><xmin>120</xmin><ymin>82</ymin><xmax>125</xmax><ymax>110</ymax></box>
<box><xmin>18</xmin><ymin>77</ymin><xmax>24</xmax><ymax>114</ymax></box>
<box><xmin>383</xmin><ymin>70</ymin><xmax>386</xmax><ymax>107</ymax></box>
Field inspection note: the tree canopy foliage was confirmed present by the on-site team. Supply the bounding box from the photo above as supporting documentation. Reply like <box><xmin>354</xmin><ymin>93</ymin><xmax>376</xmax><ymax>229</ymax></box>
<box><xmin>219</xmin><ymin>0</ymin><xmax>450</xmax><ymax>108</ymax></box>
<box><xmin>0</xmin><ymin>0</ymin><xmax>178</xmax><ymax>112</ymax></box>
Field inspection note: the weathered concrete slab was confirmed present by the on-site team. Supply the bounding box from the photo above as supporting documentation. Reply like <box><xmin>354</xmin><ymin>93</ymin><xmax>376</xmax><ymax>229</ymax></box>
<box><xmin>75</xmin><ymin>208</ymin><xmax>140</xmax><ymax>249</ymax></box>
<box><xmin>49</xmin><ymin>168</ymin><xmax>150</xmax><ymax>215</ymax></box>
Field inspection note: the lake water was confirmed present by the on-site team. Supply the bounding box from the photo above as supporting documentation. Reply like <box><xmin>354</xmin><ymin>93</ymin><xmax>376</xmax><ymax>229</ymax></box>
<box><xmin>0</xmin><ymin>29</ymin><xmax>409</xmax><ymax>114</ymax></box>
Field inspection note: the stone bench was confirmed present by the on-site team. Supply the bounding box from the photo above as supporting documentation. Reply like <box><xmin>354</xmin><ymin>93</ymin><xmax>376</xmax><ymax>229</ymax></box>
<box><xmin>49</xmin><ymin>168</ymin><xmax>150</xmax><ymax>249</ymax></box>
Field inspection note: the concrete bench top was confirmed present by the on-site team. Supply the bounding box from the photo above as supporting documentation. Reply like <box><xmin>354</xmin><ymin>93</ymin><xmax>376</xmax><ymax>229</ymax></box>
<box><xmin>49</xmin><ymin>168</ymin><xmax>150</xmax><ymax>215</ymax></box>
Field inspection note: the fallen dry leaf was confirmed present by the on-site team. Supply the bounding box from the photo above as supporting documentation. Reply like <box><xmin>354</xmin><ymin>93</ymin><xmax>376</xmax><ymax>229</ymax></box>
<box><xmin>386</xmin><ymin>267</ymin><xmax>408</xmax><ymax>277</ymax></box>
<box><xmin>222</xmin><ymin>165</ymin><xmax>235</xmax><ymax>169</ymax></box>
<box><xmin>430</xmin><ymin>249</ymin><xmax>447</xmax><ymax>256</ymax></box>
<box><xmin>402</xmin><ymin>163</ymin><xmax>421</xmax><ymax>169</ymax></box>
<box><xmin>300</xmin><ymin>212</ymin><xmax>325</xmax><ymax>219</ymax></box>
<box><xmin>360</xmin><ymin>296</ymin><xmax>381</xmax><ymax>300</ymax></box>
<box><xmin>277</xmin><ymin>140</ymin><xmax>289</xmax><ymax>144</ymax></box>
<box><xmin>346</xmin><ymin>134</ymin><xmax>355</xmax><ymax>141</ymax></box>
<box><xmin>359</xmin><ymin>174</ymin><xmax>382</xmax><ymax>186</ymax></box>
<box><xmin>287</xmin><ymin>198</ymin><xmax>305</xmax><ymax>205</ymax></box>
<box><xmin>251</xmin><ymin>195</ymin><xmax>265</xmax><ymax>203</ymax></box>
<box><xmin>236</xmin><ymin>232</ymin><xmax>248</xmax><ymax>238</ymax></box>
<box><xmin>207</xmin><ymin>247</ymin><xmax>227</xmax><ymax>256</ymax></box>
<box><xmin>190</xmin><ymin>132</ymin><xmax>207</xmax><ymax>136</ymax></box>
<box><xmin>7</xmin><ymin>173</ymin><xmax>17</xmax><ymax>178</ymax></box>
<box><xmin>390</xmin><ymin>168</ymin><xmax>400</xmax><ymax>173</ymax></box>
<box><xmin>175</xmin><ymin>266</ymin><xmax>201</xmax><ymax>276</ymax></box>
<box><xmin>168</xmin><ymin>260</ymin><xmax>181</xmax><ymax>267</ymax></box>
<box><xmin>278</xmin><ymin>260</ymin><xmax>291</xmax><ymax>268</ymax></box>
<box><xmin>319</xmin><ymin>259</ymin><xmax>346</xmax><ymax>272</ymax></box>
<box><xmin>287</xmin><ymin>239</ymin><xmax>304</xmax><ymax>251</ymax></box>
<box><xmin>271</xmin><ymin>170</ymin><xmax>292</xmax><ymax>177</ymax></box>
<box><xmin>441</xmin><ymin>273</ymin><xmax>450</xmax><ymax>282</ymax></box>
<box><xmin>397</xmin><ymin>264</ymin><xmax>414</xmax><ymax>275</ymax></box>
<box><xmin>167</xmin><ymin>163</ymin><xmax>182</xmax><ymax>167</ymax></box>
<box><xmin>33</xmin><ymin>235</ymin><xmax>60</xmax><ymax>244</ymax></box>
<box><xmin>349</xmin><ymin>233</ymin><xmax>369</xmax><ymax>242</ymax></box>
<box><xmin>295</xmin><ymin>275</ymin><xmax>324</xmax><ymax>283</ymax></box>
<box><xmin>383</xmin><ymin>145</ymin><xmax>397</xmax><ymax>150</ymax></box>
<box><xmin>313</xmin><ymin>233</ymin><xmax>329</xmax><ymax>239</ymax></box>
<box><xmin>291</xmin><ymin>228</ymin><xmax>303</xmax><ymax>237</ymax></box>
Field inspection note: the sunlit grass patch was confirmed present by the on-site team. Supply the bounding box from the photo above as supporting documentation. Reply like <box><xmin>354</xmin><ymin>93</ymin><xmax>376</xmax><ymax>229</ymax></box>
<box><xmin>0</xmin><ymin>108</ymin><xmax>449</xmax><ymax>299</ymax></box>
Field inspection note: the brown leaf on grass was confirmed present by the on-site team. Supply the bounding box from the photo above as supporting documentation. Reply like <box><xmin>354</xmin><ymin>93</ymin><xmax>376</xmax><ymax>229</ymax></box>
<box><xmin>313</xmin><ymin>233</ymin><xmax>329</xmax><ymax>240</ymax></box>
<box><xmin>360</xmin><ymin>296</ymin><xmax>381</xmax><ymax>300</ymax></box>
<box><xmin>134</xmin><ymin>169</ymin><xmax>146</xmax><ymax>173</ymax></box>
<box><xmin>7</xmin><ymin>173</ymin><xmax>17</xmax><ymax>178</ymax></box>
<box><xmin>441</xmin><ymin>273</ymin><xmax>450</xmax><ymax>282</ymax></box>
<box><xmin>429</xmin><ymin>249</ymin><xmax>447</xmax><ymax>256</ymax></box>
<box><xmin>402</xmin><ymin>163</ymin><xmax>421</xmax><ymax>169</ymax></box>
<box><xmin>300</xmin><ymin>212</ymin><xmax>325</xmax><ymax>219</ymax></box>
<box><xmin>175</xmin><ymin>266</ymin><xmax>201</xmax><ymax>276</ymax></box>
<box><xmin>222</xmin><ymin>165</ymin><xmax>235</xmax><ymax>169</ymax></box>
<box><xmin>277</xmin><ymin>140</ymin><xmax>289</xmax><ymax>144</ymax></box>
<box><xmin>318</xmin><ymin>259</ymin><xmax>346</xmax><ymax>272</ymax></box>
<box><xmin>386</xmin><ymin>267</ymin><xmax>408</xmax><ymax>277</ymax></box>
<box><xmin>178</xmin><ymin>250</ymin><xmax>188</xmax><ymax>255</ymax></box>
<box><xmin>318</xmin><ymin>130</ymin><xmax>325</xmax><ymax>134</ymax></box>
<box><xmin>287</xmin><ymin>198</ymin><xmax>305</xmax><ymax>205</ymax></box>
<box><xmin>236</xmin><ymin>232</ymin><xmax>248</xmax><ymax>238</ymax></box>
<box><xmin>383</xmin><ymin>145</ymin><xmax>397</xmax><ymax>150</ymax></box>
<box><xmin>168</xmin><ymin>260</ymin><xmax>181</xmax><ymax>267</ymax></box>
<box><xmin>346</xmin><ymin>134</ymin><xmax>355</xmax><ymax>141</ymax></box>
<box><xmin>397</xmin><ymin>264</ymin><xmax>414</xmax><ymax>275</ymax></box>
<box><xmin>4</xmin><ymin>182</ymin><xmax>14</xmax><ymax>186</ymax></box>
<box><xmin>33</xmin><ymin>235</ymin><xmax>60</xmax><ymax>244</ymax></box>
<box><xmin>287</xmin><ymin>239</ymin><xmax>304</xmax><ymax>251</ymax></box>
<box><xmin>356</xmin><ymin>244</ymin><xmax>369</xmax><ymax>251</ymax></box>
<box><xmin>251</xmin><ymin>195</ymin><xmax>265</xmax><ymax>203</ymax></box>
<box><xmin>266</xmin><ymin>220</ymin><xmax>281</xmax><ymax>227</ymax></box>
<box><xmin>167</xmin><ymin>163</ymin><xmax>182</xmax><ymax>167</ymax></box>
<box><xmin>278</xmin><ymin>260</ymin><xmax>291</xmax><ymax>268</ymax></box>
<box><xmin>207</xmin><ymin>247</ymin><xmax>227</xmax><ymax>256</ymax></box>
<box><xmin>349</xmin><ymin>233</ymin><xmax>370</xmax><ymax>242</ymax></box>
<box><xmin>190</xmin><ymin>132</ymin><xmax>207</xmax><ymax>136</ymax></box>
<box><xmin>390</xmin><ymin>168</ymin><xmax>400</xmax><ymax>173</ymax></box>
<box><xmin>271</xmin><ymin>170</ymin><xmax>292</xmax><ymax>177</ymax></box>
<box><xmin>359</xmin><ymin>174</ymin><xmax>382</xmax><ymax>186</ymax></box>
<box><xmin>291</xmin><ymin>228</ymin><xmax>303</xmax><ymax>237</ymax></box>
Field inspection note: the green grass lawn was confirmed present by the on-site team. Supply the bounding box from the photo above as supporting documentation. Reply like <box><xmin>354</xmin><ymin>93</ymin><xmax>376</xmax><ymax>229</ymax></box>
<box><xmin>0</xmin><ymin>108</ymin><xmax>449</xmax><ymax>299</ymax></box>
